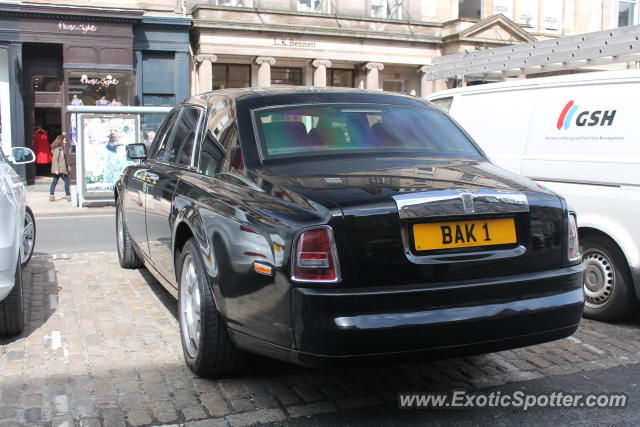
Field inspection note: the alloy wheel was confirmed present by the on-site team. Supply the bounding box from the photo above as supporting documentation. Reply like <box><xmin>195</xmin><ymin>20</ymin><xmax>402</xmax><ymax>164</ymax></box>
<box><xmin>21</xmin><ymin>213</ymin><xmax>35</xmax><ymax>265</ymax></box>
<box><xmin>117</xmin><ymin>207</ymin><xmax>125</xmax><ymax>256</ymax></box>
<box><xmin>180</xmin><ymin>255</ymin><xmax>202</xmax><ymax>359</ymax></box>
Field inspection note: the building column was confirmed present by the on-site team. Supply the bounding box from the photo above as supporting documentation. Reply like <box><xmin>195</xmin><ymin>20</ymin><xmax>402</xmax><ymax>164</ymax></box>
<box><xmin>255</xmin><ymin>56</ymin><xmax>276</xmax><ymax>87</ymax></box>
<box><xmin>311</xmin><ymin>59</ymin><xmax>332</xmax><ymax>87</ymax></box>
<box><xmin>363</xmin><ymin>62</ymin><xmax>384</xmax><ymax>90</ymax></box>
<box><xmin>196</xmin><ymin>54</ymin><xmax>216</xmax><ymax>94</ymax></box>
<box><xmin>419</xmin><ymin>65</ymin><xmax>436</xmax><ymax>98</ymax></box>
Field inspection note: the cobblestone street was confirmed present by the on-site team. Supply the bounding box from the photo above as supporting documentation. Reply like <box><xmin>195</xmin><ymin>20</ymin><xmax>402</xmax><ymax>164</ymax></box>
<box><xmin>1</xmin><ymin>252</ymin><xmax>639</xmax><ymax>427</ymax></box>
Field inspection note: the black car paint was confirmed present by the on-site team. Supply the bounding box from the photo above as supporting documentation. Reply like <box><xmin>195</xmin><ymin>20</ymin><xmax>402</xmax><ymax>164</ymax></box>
<box><xmin>115</xmin><ymin>88</ymin><xmax>583</xmax><ymax>366</ymax></box>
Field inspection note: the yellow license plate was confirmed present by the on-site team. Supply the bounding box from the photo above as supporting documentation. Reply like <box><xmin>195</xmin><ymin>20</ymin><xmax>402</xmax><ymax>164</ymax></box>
<box><xmin>413</xmin><ymin>218</ymin><xmax>516</xmax><ymax>251</ymax></box>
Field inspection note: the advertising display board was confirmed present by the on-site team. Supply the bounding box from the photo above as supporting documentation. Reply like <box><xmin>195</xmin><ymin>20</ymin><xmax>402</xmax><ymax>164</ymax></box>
<box><xmin>67</xmin><ymin>106</ymin><xmax>171</xmax><ymax>206</ymax></box>
<box><xmin>81</xmin><ymin>114</ymin><xmax>138</xmax><ymax>194</ymax></box>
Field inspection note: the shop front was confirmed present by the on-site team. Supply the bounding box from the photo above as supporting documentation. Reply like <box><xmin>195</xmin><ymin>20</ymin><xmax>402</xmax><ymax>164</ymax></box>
<box><xmin>0</xmin><ymin>3</ymin><xmax>142</xmax><ymax>183</ymax></box>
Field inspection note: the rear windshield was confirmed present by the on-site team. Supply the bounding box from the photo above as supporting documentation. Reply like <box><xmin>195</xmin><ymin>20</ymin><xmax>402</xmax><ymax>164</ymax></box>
<box><xmin>252</xmin><ymin>103</ymin><xmax>481</xmax><ymax>160</ymax></box>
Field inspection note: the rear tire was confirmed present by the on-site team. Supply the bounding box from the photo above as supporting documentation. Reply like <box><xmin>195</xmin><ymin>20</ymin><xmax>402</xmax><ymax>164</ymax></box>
<box><xmin>21</xmin><ymin>206</ymin><xmax>36</xmax><ymax>268</ymax></box>
<box><xmin>178</xmin><ymin>238</ymin><xmax>246</xmax><ymax>377</ymax></box>
<box><xmin>581</xmin><ymin>233</ymin><xmax>637</xmax><ymax>321</ymax></box>
<box><xmin>0</xmin><ymin>259</ymin><xmax>25</xmax><ymax>336</ymax></box>
<box><xmin>116</xmin><ymin>200</ymin><xmax>142</xmax><ymax>269</ymax></box>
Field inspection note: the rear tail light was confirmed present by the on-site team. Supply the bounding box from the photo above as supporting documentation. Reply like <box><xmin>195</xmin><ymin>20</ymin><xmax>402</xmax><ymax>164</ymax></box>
<box><xmin>568</xmin><ymin>212</ymin><xmax>580</xmax><ymax>261</ymax></box>
<box><xmin>291</xmin><ymin>226</ymin><xmax>340</xmax><ymax>283</ymax></box>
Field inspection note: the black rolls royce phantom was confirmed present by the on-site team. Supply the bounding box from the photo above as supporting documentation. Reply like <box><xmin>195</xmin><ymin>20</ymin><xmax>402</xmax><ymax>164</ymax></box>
<box><xmin>115</xmin><ymin>88</ymin><xmax>584</xmax><ymax>377</ymax></box>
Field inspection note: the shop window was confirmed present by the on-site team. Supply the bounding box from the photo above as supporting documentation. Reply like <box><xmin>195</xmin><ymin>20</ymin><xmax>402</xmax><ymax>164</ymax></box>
<box><xmin>459</xmin><ymin>0</ymin><xmax>482</xmax><ymax>19</ymax></box>
<box><xmin>32</xmin><ymin>75</ymin><xmax>61</xmax><ymax>92</ymax></box>
<box><xmin>326</xmin><ymin>69</ymin><xmax>354</xmax><ymax>87</ymax></box>
<box><xmin>271</xmin><ymin>67</ymin><xmax>303</xmax><ymax>86</ymax></box>
<box><xmin>68</xmin><ymin>71</ymin><xmax>131</xmax><ymax>107</ymax></box>
<box><xmin>371</xmin><ymin>0</ymin><xmax>402</xmax><ymax>19</ymax></box>
<box><xmin>297</xmin><ymin>0</ymin><xmax>329</xmax><ymax>13</ymax></box>
<box><xmin>619</xmin><ymin>1</ymin><xmax>638</xmax><ymax>26</ymax></box>
<box><xmin>212</xmin><ymin>64</ymin><xmax>251</xmax><ymax>90</ymax></box>
<box><xmin>383</xmin><ymin>80</ymin><xmax>405</xmax><ymax>94</ymax></box>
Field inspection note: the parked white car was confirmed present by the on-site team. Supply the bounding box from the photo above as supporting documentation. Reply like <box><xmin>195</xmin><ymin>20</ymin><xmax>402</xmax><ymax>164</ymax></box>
<box><xmin>0</xmin><ymin>145</ymin><xmax>36</xmax><ymax>335</ymax></box>
<box><xmin>427</xmin><ymin>69</ymin><xmax>640</xmax><ymax>322</ymax></box>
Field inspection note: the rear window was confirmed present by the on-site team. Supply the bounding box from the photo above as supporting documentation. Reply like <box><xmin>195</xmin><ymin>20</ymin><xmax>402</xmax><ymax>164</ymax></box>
<box><xmin>252</xmin><ymin>103</ymin><xmax>480</xmax><ymax>160</ymax></box>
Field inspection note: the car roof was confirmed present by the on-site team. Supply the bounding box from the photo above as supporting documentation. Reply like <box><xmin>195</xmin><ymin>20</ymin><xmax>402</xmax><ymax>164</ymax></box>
<box><xmin>187</xmin><ymin>86</ymin><xmax>426</xmax><ymax>108</ymax></box>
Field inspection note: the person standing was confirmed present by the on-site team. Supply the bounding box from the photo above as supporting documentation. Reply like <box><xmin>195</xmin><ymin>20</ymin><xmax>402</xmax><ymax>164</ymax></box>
<box><xmin>50</xmin><ymin>134</ymin><xmax>71</xmax><ymax>202</ymax></box>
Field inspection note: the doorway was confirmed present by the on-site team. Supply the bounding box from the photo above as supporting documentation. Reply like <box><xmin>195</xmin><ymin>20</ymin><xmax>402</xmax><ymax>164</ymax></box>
<box><xmin>33</xmin><ymin>107</ymin><xmax>61</xmax><ymax>177</ymax></box>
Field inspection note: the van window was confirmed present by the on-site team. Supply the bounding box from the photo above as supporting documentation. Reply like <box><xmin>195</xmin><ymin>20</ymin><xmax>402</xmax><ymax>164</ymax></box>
<box><xmin>430</xmin><ymin>97</ymin><xmax>453</xmax><ymax>113</ymax></box>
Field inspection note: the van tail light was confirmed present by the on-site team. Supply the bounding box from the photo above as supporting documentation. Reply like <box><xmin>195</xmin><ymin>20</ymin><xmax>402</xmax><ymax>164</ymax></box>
<box><xmin>291</xmin><ymin>226</ymin><xmax>341</xmax><ymax>283</ymax></box>
<box><xmin>568</xmin><ymin>212</ymin><xmax>580</xmax><ymax>262</ymax></box>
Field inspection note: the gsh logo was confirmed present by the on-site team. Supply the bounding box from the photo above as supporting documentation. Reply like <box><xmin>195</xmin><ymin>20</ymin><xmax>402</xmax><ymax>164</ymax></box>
<box><xmin>556</xmin><ymin>100</ymin><xmax>617</xmax><ymax>130</ymax></box>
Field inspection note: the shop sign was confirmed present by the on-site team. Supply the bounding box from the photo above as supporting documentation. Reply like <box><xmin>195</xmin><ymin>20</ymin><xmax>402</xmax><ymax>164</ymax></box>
<box><xmin>273</xmin><ymin>38</ymin><xmax>317</xmax><ymax>48</ymax></box>
<box><xmin>58</xmin><ymin>22</ymin><xmax>98</xmax><ymax>33</ymax></box>
<box><xmin>80</xmin><ymin>74</ymin><xmax>119</xmax><ymax>87</ymax></box>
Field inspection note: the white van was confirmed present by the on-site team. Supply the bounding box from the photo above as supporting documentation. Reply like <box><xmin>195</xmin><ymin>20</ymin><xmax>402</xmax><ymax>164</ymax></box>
<box><xmin>427</xmin><ymin>69</ymin><xmax>640</xmax><ymax>321</ymax></box>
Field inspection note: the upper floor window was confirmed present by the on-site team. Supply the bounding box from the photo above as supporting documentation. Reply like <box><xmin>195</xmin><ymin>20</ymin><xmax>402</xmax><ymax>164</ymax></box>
<box><xmin>371</xmin><ymin>0</ymin><xmax>402</xmax><ymax>19</ymax></box>
<box><xmin>459</xmin><ymin>0</ymin><xmax>482</xmax><ymax>19</ymax></box>
<box><xmin>297</xmin><ymin>0</ymin><xmax>329</xmax><ymax>13</ymax></box>
<box><xmin>213</xmin><ymin>0</ymin><xmax>251</xmax><ymax>7</ymax></box>
<box><xmin>619</xmin><ymin>0</ymin><xmax>638</xmax><ymax>26</ymax></box>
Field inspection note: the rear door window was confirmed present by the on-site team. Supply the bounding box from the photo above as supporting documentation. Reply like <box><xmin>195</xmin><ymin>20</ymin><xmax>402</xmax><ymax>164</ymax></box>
<box><xmin>168</xmin><ymin>107</ymin><xmax>202</xmax><ymax>167</ymax></box>
<box><xmin>150</xmin><ymin>109</ymin><xmax>179</xmax><ymax>161</ymax></box>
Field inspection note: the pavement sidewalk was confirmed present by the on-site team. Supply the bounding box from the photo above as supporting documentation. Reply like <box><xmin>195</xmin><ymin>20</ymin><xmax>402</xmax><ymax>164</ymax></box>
<box><xmin>27</xmin><ymin>177</ymin><xmax>115</xmax><ymax>219</ymax></box>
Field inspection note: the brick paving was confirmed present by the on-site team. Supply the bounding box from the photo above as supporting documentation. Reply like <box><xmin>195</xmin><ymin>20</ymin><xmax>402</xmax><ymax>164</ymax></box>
<box><xmin>1</xmin><ymin>252</ymin><xmax>639</xmax><ymax>426</ymax></box>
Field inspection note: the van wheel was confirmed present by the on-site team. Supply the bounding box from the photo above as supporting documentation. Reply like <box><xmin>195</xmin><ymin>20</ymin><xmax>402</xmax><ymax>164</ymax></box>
<box><xmin>116</xmin><ymin>201</ymin><xmax>142</xmax><ymax>269</ymax></box>
<box><xmin>581</xmin><ymin>234</ymin><xmax>637</xmax><ymax>321</ymax></box>
<box><xmin>0</xmin><ymin>258</ymin><xmax>25</xmax><ymax>336</ymax></box>
<box><xmin>178</xmin><ymin>238</ymin><xmax>246</xmax><ymax>377</ymax></box>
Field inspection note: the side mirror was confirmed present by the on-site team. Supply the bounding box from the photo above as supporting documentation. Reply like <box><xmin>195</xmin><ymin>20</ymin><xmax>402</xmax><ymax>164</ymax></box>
<box><xmin>10</xmin><ymin>147</ymin><xmax>36</xmax><ymax>165</ymax></box>
<box><xmin>126</xmin><ymin>143</ymin><xmax>147</xmax><ymax>160</ymax></box>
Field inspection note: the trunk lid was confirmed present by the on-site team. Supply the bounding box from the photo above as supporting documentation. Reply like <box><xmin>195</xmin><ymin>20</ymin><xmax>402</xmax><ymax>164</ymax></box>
<box><xmin>262</xmin><ymin>156</ymin><xmax>566</xmax><ymax>287</ymax></box>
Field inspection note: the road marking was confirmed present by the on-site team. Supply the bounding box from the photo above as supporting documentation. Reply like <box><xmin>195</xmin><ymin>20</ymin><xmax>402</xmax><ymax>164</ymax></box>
<box><xmin>37</xmin><ymin>214</ymin><xmax>115</xmax><ymax>220</ymax></box>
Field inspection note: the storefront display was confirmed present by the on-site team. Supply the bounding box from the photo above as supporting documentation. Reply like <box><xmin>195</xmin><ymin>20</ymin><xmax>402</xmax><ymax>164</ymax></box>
<box><xmin>81</xmin><ymin>114</ymin><xmax>137</xmax><ymax>193</ymax></box>
<box><xmin>68</xmin><ymin>71</ymin><xmax>132</xmax><ymax>108</ymax></box>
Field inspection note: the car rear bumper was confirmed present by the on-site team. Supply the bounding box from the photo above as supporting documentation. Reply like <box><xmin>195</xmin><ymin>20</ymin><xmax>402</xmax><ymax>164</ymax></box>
<box><xmin>289</xmin><ymin>265</ymin><xmax>583</xmax><ymax>365</ymax></box>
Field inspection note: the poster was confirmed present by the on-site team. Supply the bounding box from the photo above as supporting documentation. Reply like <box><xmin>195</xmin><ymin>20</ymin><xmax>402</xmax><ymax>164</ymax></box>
<box><xmin>81</xmin><ymin>114</ymin><xmax>137</xmax><ymax>193</ymax></box>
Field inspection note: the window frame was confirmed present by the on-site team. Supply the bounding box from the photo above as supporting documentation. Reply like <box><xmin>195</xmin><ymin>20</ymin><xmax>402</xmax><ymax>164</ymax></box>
<box><xmin>370</xmin><ymin>0</ymin><xmax>402</xmax><ymax>19</ymax></box>
<box><xmin>297</xmin><ymin>0</ymin><xmax>330</xmax><ymax>13</ymax></box>
<box><xmin>212</xmin><ymin>63</ymin><xmax>252</xmax><ymax>90</ymax></box>
<box><xmin>213</xmin><ymin>0</ymin><xmax>252</xmax><ymax>7</ymax></box>
<box><xmin>270</xmin><ymin>67</ymin><xmax>303</xmax><ymax>86</ymax></box>
<box><xmin>326</xmin><ymin>68</ymin><xmax>355</xmax><ymax>88</ymax></box>
<box><xmin>458</xmin><ymin>0</ymin><xmax>483</xmax><ymax>20</ymax></box>
<box><xmin>619</xmin><ymin>0</ymin><xmax>638</xmax><ymax>27</ymax></box>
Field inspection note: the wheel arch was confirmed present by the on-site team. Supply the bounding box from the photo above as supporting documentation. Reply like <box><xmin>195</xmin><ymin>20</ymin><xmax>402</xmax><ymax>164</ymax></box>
<box><xmin>172</xmin><ymin>205</ymin><xmax>225</xmax><ymax>311</ymax></box>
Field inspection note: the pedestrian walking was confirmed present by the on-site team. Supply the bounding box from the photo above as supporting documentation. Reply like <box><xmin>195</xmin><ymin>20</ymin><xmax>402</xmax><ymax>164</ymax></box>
<box><xmin>50</xmin><ymin>134</ymin><xmax>71</xmax><ymax>202</ymax></box>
